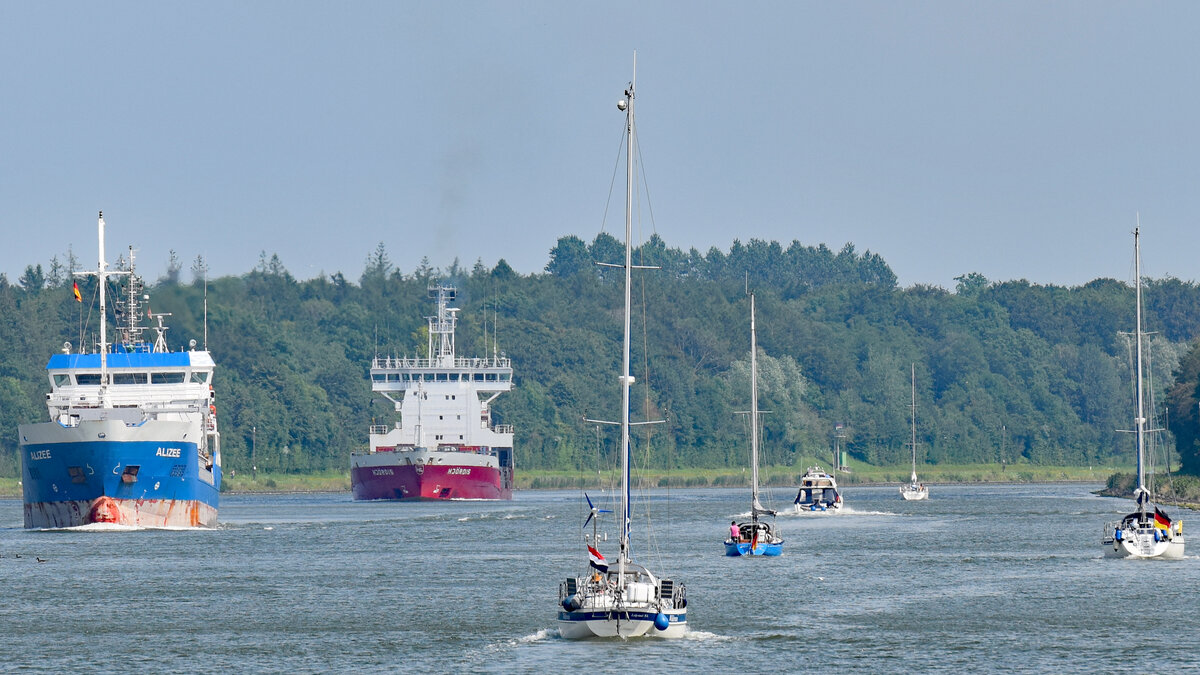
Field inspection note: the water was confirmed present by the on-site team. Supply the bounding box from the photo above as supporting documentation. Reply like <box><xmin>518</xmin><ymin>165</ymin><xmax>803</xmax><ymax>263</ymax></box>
<box><xmin>2</xmin><ymin>484</ymin><xmax>1199</xmax><ymax>673</ymax></box>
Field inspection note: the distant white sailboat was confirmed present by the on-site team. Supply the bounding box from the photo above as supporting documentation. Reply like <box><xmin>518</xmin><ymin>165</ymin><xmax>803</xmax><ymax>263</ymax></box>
<box><xmin>1101</xmin><ymin>225</ymin><xmax>1184</xmax><ymax>559</ymax></box>
<box><xmin>900</xmin><ymin>363</ymin><xmax>929</xmax><ymax>501</ymax></box>
<box><xmin>725</xmin><ymin>293</ymin><xmax>783</xmax><ymax>556</ymax></box>
<box><xmin>556</xmin><ymin>55</ymin><xmax>688</xmax><ymax>638</ymax></box>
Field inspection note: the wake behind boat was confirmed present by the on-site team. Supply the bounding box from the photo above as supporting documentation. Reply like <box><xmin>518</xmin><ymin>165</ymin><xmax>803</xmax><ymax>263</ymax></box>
<box><xmin>556</xmin><ymin>56</ymin><xmax>687</xmax><ymax>639</ymax></box>
<box><xmin>19</xmin><ymin>213</ymin><xmax>221</xmax><ymax>528</ymax></box>
<box><xmin>1101</xmin><ymin>226</ymin><xmax>1184</xmax><ymax>559</ymax></box>
<box><xmin>794</xmin><ymin>466</ymin><xmax>842</xmax><ymax>512</ymax></box>
<box><xmin>725</xmin><ymin>293</ymin><xmax>782</xmax><ymax>556</ymax></box>
<box><xmin>900</xmin><ymin>363</ymin><xmax>929</xmax><ymax>501</ymax></box>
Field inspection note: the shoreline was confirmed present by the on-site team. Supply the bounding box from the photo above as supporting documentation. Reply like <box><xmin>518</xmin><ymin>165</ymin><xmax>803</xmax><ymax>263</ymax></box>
<box><xmin>0</xmin><ymin>475</ymin><xmax>1112</xmax><ymax>499</ymax></box>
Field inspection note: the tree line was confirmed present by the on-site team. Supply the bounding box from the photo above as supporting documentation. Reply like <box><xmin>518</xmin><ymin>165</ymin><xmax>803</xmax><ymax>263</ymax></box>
<box><xmin>1</xmin><ymin>233</ymin><xmax>1199</xmax><ymax>478</ymax></box>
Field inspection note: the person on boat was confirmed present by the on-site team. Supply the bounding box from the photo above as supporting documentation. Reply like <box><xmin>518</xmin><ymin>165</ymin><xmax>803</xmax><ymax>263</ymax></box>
<box><xmin>730</xmin><ymin>521</ymin><xmax>739</xmax><ymax>542</ymax></box>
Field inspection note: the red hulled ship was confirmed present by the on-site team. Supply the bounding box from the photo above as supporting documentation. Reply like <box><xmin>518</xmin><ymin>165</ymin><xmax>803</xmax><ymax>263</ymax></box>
<box><xmin>351</xmin><ymin>284</ymin><xmax>514</xmax><ymax>501</ymax></box>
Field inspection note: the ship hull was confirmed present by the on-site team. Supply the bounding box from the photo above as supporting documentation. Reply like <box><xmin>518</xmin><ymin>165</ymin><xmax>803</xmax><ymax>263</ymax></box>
<box><xmin>19</xmin><ymin>419</ymin><xmax>220</xmax><ymax>529</ymax></box>
<box><xmin>557</xmin><ymin>609</ymin><xmax>687</xmax><ymax>639</ymax></box>
<box><xmin>350</xmin><ymin>457</ymin><xmax>512</xmax><ymax>501</ymax></box>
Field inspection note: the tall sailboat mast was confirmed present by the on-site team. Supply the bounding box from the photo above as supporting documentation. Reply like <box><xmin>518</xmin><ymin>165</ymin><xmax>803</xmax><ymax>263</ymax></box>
<box><xmin>1134</xmin><ymin>224</ymin><xmax>1147</xmax><ymax>508</ymax></box>
<box><xmin>750</xmin><ymin>293</ymin><xmax>760</xmax><ymax>519</ymax></box>
<box><xmin>910</xmin><ymin>363</ymin><xmax>918</xmax><ymax>481</ymax></box>
<box><xmin>618</xmin><ymin>53</ymin><xmax>637</xmax><ymax>585</ymax></box>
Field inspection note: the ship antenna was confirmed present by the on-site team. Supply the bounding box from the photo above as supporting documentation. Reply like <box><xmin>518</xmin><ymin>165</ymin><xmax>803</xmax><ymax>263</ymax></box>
<box><xmin>203</xmin><ymin>256</ymin><xmax>208</xmax><ymax>350</ymax></box>
<box><xmin>86</xmin><ymin>211</ymin><xmax>130</xmax><ymax>405</ymax></box>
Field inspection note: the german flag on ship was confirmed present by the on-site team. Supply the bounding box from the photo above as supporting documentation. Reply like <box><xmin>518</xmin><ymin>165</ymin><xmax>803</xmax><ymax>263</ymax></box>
<box><xmin>1154</xmin><ymin>507</ymin><xmax>1172</xmax><ymax>530</ymax></box>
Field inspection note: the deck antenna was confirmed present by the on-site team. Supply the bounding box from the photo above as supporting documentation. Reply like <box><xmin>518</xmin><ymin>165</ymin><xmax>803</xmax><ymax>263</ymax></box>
<box><xmin>203</xmin><ymin>256</ymin><xmax>208</xmax><ymax>350</ymax></box>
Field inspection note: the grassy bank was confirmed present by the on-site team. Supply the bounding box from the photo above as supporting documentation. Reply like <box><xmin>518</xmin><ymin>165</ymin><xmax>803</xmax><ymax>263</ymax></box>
<box><xmin>1095</xmin><ymin>472</ymin><xmax>1200</xmax><ymax>509</ymax></box>
<box><xmin>0</xmin><ymin>462</ymin><xmax>1127</xmax><ymax>499</ymax></box>
<box><xmin>219</xmin><ymin>470</ymin><xmax>351</xmax><ymax>493</ymax></box>
<box><xmin>518</xmin><ymin>459</ymin><xmax>1120</xmax><ymax>490</ymax></box>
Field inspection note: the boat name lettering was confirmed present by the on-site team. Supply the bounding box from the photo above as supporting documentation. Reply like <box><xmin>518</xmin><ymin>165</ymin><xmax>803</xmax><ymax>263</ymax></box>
<box><xmin>447</xmin><ymin>467</ymin><xmax>471</xmax><ymax>476</ymax></box>
<box><xmin>156</xmin><ymin>447</ymin><xmax>182</xmax><ymax>458</ymax></box>
<box><xmin>372</xmin><ymin>468</ymin><xmax>394</xmax><ymax>476</ymax></box>
<box><xmin>29</xmin><ymin>449</ymin><xmax>52</xmax><ymax>461</ymax></box>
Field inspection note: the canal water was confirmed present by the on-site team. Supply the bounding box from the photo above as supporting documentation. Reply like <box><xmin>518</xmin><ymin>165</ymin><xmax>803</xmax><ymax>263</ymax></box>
<box><xmin>1</xmin><ymin>484</ymin><xmax>1198</xmax><ymax>673</ymax></box>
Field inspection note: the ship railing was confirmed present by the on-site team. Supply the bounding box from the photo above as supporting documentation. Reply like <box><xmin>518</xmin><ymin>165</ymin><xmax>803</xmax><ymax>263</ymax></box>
<box><xmin>369</xmin><ymin>425</ymin><xmax>392</xmax><ymax>435</ymax></box>
<box><xmin>372</xmin><ymin>355</ymin><xmax>512</xmax><ymax>370</ymax></box>
<box><xmin>49</xmin><ymin>396</ymin><xmax>206</xmax><ymax>415</ymax></box>
<box><xmin>492</xmin><ymin>424</ymin><xmax>514</xmax><ymax>435</ymax></box>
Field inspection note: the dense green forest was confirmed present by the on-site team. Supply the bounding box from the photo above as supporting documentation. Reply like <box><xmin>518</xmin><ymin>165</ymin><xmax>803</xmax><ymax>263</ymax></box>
<box><xmin>2</xmin><ymin>233</ymin><xmax>1200</xmax><ymax>479</ymax></box>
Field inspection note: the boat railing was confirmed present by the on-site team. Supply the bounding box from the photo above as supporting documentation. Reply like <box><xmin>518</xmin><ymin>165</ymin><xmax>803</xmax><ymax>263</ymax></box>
<box><xmin>372</xmin><ymin>355</ymin><xmax>512</xmax><ymax>370</ymax></box>
<box><xmin>369</xmin><ymin>425</ymin><xmax>391</xmax><ymax>435</ymax></box>
<box><xmin>492</xmin><ymin>424</ymin><xmax>514</xmax><ymax>435</ymax></box>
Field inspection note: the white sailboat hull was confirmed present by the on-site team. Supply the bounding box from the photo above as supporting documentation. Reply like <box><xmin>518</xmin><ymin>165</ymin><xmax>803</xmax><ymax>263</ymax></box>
<box><xmin>557</xmin><ymin>607</ymin><xmax>687</xmax><ymax>639</ymax></box>
<box><xmin>900</xmin><ymin>485</ymin><xmax>928</xmax><ymax>500</ymax></box>
<box><xmin>1103</xmin><ymin>530</ymin><xmax>1185</xmax><ymax>559</ymax></box>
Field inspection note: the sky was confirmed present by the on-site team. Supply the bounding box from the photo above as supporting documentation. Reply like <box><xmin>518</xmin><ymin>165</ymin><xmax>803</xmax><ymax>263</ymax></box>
<box><xmin>2</xmin><ymin>2</ymin><xmax>1198</xmax><ymax>289</ymax></box>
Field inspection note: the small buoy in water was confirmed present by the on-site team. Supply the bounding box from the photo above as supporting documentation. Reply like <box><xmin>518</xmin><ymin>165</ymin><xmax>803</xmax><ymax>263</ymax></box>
<box><xmin>654</xmin><ymin>612</ymin><xmax>670</xmax><ymax>631</ymax></box>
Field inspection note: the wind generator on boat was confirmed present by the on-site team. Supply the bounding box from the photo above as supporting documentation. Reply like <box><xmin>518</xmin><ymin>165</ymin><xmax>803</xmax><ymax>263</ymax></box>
<box><xmin>900</xmin><ymin>363</ymin><xmax>929</xmax><ymax>501</ymax></box>
<box><xmin>725</xmin><ymin>293</ymin><xmax>783</xmax><ymax>556</ymax></box>
<box><xmin>1101</xmin><ymin>225</ymin><xmax>1184</xmax><ymax>559</ymax></box>
<box><xmin>556</xmin><ymin>55</ymin><xmax>688</xmax><ymax>639</ymax></box>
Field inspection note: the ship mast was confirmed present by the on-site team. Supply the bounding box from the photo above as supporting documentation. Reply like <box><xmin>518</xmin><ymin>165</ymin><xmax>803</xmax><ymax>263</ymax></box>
<box><xmin>78</xmin><ymin>212</ymin><xmax>128</xmax><ymax>406</ymax></box>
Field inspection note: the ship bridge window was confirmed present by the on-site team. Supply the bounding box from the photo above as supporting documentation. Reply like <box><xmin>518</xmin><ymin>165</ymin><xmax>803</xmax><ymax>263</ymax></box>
<box><xmin>423</xmin><ymin>372</ymin><xmax>434</xmax><ymax>381</ymax></box>
<box><xmin>486</xmin><ymin>373</ymin><xmax>498</xmax><ymax>381</ymax></box>
<box><xmin>436</xmin><ymin>373</ymin><xmax>448</xmax><ymax>382</ymax></box>
<box><xmin>387</xmin><ymin>373</ymin><xmax>400</xmax><ymax>382</ymax></box>
<box><xmin>76</xmin><ymin>373</ymin><xmax>102</xmax><ymax>385</ymax></box>
<box><xmin>52</xmin><ymin>374</ymin><xmax>71</xmax><ymax>387</ymax></box>
<box><xmin>151</xmin><ymin>372</ymin><xmax>186</xmax><ymax>384</ymax></box>
<box><xmin>400</xmin><ymin>373</ymin><xmax>410</xmax><ymax>381</ymax></box>
<box><xmin>190</xmin><ymin>372</ymin><xmax>210</xmax><ymax>384</ymax></box>
<box><xmin>372</xmin><ymin>373</ymin><xmax>386</xmax><ymax>382</ymax></box>
<box><xmin>449</xmin><ymin>373</ymin><xmax>460</xmax><ymax>381</ymax></box>
<box><xmin>473</xmin><ymin>373</ymin><xmax>484</xmax><ymax>382</ymax></box>
<box><xmin>113</xmin><ymin>373</ymin><xmax>148</xmax><ymax>385</ymax></box>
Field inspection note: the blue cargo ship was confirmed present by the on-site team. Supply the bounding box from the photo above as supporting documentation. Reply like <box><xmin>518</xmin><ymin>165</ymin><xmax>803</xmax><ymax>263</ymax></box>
<box><xmin>18</xmin><ymin>213</ymin><xmax>221</xmax><ymax>528</ymax></box>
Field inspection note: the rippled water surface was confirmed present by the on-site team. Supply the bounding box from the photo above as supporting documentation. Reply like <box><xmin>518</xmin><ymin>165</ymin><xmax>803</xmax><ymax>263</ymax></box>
<box><xmin>3</xmin><ymin>484</ymin><xmax>1199</xmax><ymax>673</ymax></box>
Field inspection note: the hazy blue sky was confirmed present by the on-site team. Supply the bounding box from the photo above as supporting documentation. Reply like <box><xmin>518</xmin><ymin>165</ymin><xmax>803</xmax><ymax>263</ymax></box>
<box><xmin>2</xmin><ymin>2</ymin><xmax>1197</xmax><ymax>288</ymax></box>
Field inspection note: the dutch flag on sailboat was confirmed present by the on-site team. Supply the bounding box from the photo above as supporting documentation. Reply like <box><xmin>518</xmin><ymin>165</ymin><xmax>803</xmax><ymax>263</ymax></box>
<box><xmin>587</xmin><ymin>545</ymin><xmax>608</xmax><ymax>572</ymax></box>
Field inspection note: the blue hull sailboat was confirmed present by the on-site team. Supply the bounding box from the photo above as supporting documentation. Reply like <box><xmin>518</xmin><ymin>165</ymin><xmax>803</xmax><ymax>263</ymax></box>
<box><xmin>725</xmin><ymin>293</ymin><xmax>783</xmax><ymax>557</ymax></box>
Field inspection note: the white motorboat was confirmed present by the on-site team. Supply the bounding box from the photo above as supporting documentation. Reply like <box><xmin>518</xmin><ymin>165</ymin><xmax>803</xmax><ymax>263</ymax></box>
<box><xmin>794</xmin><ymin>466</ymin><xmax>842</xmax><ymax>512</ymax></box>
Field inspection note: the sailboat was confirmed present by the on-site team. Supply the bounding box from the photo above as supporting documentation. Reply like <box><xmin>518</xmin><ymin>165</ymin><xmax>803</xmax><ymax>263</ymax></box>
<box><xmin>556</xmin><ymin>56</ymin><xmax>688</xmax><ymax>638</ymax></box>
<box><xmin>725</xmin><ymin>293</ymin><xmax>784</xmax><ymax>556</ymax></box>
<box><xmin>900</xmin><ymin>363</ymin><xmax>929</xmax><ymax>501</ymax></box>
<box><xmin>1101</xmin><ymin>226</ymin><xmax>1184</xmax><ymax>559</ymax></box>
